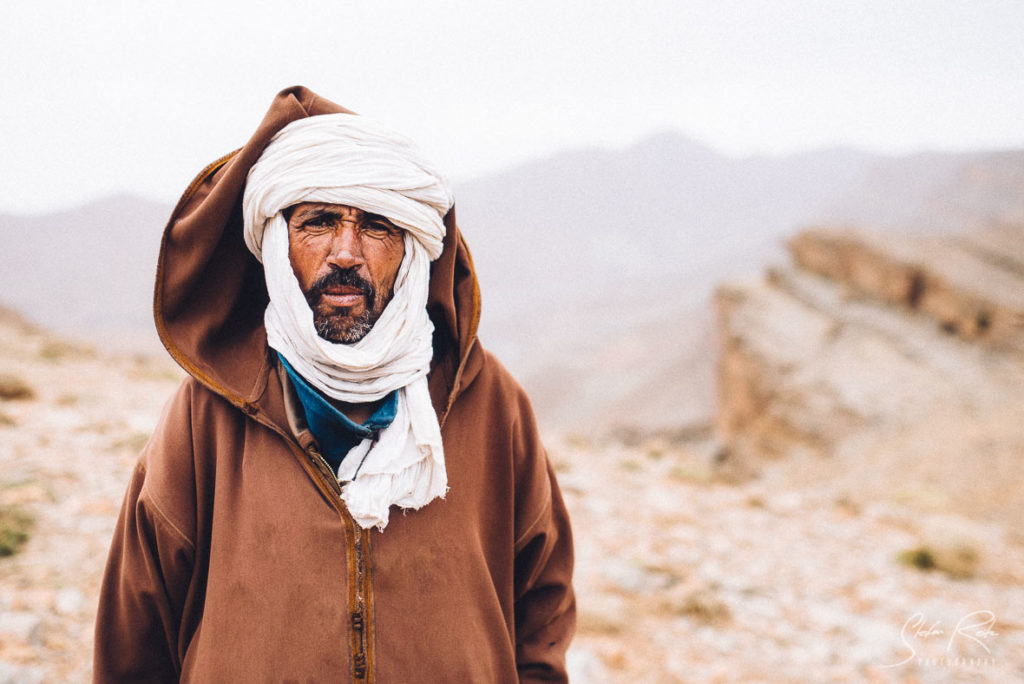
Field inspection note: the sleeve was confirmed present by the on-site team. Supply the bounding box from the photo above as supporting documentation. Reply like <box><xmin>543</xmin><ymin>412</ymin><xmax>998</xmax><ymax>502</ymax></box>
<box><xmin>511</xmin><ymin>394</ymin><xmax>577</xmax><ymax>683</ymax></box>
<box><xmin>93</xmin><ymin>386</ymin><xmax>197</xmax><ymax>683</ymax></box>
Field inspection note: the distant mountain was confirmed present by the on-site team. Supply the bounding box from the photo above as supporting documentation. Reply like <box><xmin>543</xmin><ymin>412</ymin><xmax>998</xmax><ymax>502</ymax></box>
<box><xmin>0</xmin><ymin>195</ymin><xmax>169</xmax><ymax>351</ymax></box>
<box><xmin>455</xmin><ymin>137</ymin><xmax>1024</xmax><ymax>431</ymax></box>
<box><xmin>455</xmin><ymin>135</ymin><xmax>880</xmax><ymax>430</ymax></box>
<box><xmin>457</xmin><ymin>135</ymin><xmax>876</xmax><ymax>300</ymax></box>
<box><xmin>818</xmin><ymin>148</ymin><xmax>1024</xmax><ymax>230</ymax></box>
<box><xmin>3</xmin><ymin>136</ymin><xmax>1023</xmax><ymax>431</ymax></box>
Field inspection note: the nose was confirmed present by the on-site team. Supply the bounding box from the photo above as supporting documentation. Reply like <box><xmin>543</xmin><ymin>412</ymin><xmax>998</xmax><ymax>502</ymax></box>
<box><xmin>325</xmin><ymin>222</ymin><xmax>364</xmax><ymax>270</ymax></box>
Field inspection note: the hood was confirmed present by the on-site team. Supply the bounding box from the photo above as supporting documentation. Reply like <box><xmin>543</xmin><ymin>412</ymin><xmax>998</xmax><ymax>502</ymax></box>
<box><xmin>154</xmin><ymin>86</ymin><xmax>482</xmax><ymax>432</ymax></box>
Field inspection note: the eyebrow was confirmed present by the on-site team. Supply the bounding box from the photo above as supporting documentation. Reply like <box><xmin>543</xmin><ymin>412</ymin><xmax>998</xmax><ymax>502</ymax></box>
<box><xmin>294</xmin><ymin>207</ymin><xmax>338</xmax><ymax>224</ymax></box>
<box><xmin>293</xmin><ymin>208</ymin><xmax>395</xmax><ymax>226</ymax></box>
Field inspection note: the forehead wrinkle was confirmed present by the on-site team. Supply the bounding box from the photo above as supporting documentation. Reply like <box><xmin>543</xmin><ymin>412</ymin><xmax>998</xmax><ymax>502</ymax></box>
<box><xmin>294</xmin><ymin>204</ymin><xmax>364</xmax><ymax>224</ymax></box>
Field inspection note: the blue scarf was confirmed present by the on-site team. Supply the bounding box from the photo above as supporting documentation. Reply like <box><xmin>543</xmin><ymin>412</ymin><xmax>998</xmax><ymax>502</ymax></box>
<box><xmin>279</xmin><ymin>353</ymin><xmax>398</xmax><ymax>473</ymax></box>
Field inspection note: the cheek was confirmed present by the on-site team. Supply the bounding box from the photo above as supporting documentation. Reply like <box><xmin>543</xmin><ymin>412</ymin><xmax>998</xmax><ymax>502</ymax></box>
<box><xmin>288</xmin><ymin>236</ymin><xmax>325</xmax><ymax>289</ymax></box>
<box><xmin>365</xmin><ymin>237</ymin><xmax>405</xmax><ymax>289</ymax></box>
<box><xmin>384</xmin><ymin>241</ymin><xmax>406</xmax><ymax>289</ymax></box>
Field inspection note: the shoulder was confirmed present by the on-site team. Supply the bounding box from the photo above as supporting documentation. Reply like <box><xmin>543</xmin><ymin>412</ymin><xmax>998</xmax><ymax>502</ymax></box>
<box><xmin>458</xmin><ymin>345</ymin><xmax>535</xmax><ymax>417</ymax></box>
<box><xmin>142</xmin><ymin>376</ymin><xmax>240</xmax><ymax>463</ymax></box>
<box><xmin>442</xmin><ymin>345</ymin><xmax>544</xmax><ymax>455</ymax></box>
<box><xmin>464</xmin><ymin>349</ymin><xmax>565</xmax><ymax>554</ymax></box>
<box><xmin>134</xmin><ymin>376</ymin><xmax>243</xmax><ymax>541</ymax></box>
<box><xmin>445</xmin><ymin>342</ymin><xmax>551</xmax><ymax>492</ymax></box>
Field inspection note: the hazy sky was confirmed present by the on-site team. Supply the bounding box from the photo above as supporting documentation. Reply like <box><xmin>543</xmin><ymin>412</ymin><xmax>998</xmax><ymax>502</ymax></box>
<box><xmin>3</xmin><ymin>0</ymin><xmax>1023</xmax><ymax>214</ymax></box>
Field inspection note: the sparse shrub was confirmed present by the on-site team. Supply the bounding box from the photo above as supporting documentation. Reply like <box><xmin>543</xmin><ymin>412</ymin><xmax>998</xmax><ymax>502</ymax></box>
<box><xmin>38</xmin><ymin>341</ymin><xmax>68</xmax><ymax>361</ymax></box>
<box><xmin>708</xmin><ymin>445</ymin><xmax>758</xmax><ymax>484</ymax></box>
<box><xmin>669</xmin><ymin>464</ymin><xmax>711</xmax><ymax>484</ymax></box>
<box><xmin>897</xmin><ymin>542</ymin><xmax>979</xmax><ymax>579</ymax></box>
<box><xmin>897</xmin><ymin>547</ymin><xmax>936</xmax><ymax>571</ymax></box>
<box><xmin>128</xmin><ymin>360</ymin><xmax>185</xmax><ymax>383</ymax></box>
<box><xmin>609</xmin><ymin>427</ymin><xmax>644</xmax><ymax>448</ymax></box>
<box><xmin>56</xmin><ymin>393</ymin><xmax>80</xmax><ymax>407</ymax></box>
<box><xmin>910</xmin><ymin>518</ymin><xmax>986</xmax><ymax>579</ymax></box>
<box><xmin>933</xmin><ymin>542</ymin><xmax>981</xmax><ymax>579</ymax></box>
<box><xmin>833</xmin><ymin>495</ymin><xmax>861</xmax><ymax>515</ymax></box>
<box><xmin>563</xmin><ymin>432</ymin><xmax>592</xmax><ymax>450</ymax></box>
<box><xmin>0</xmin><ymin>374</ymin><xmax>34</xmax><ymax>401</ymax></box>
<box><xmin>662</xmin><ymin>581</ymin><xmax>731</xmax><ymax>625</ymax></box>
<box><xmin>645</xmin><ymin>445</ymin><xmax>665</xmax><ymax>460</ymax></box>
<box><xmin>111</xmin><ymin>431</ymin><xmax>152</xmax><ymax>453</ymax></box>
<box><xmin>548</xmin><ymin>452</ymin><xmax>573</xmax><ymax>474</ymax></box>
<box><xmin>38</xmin><ymin>338</ymin><xmax>95</xmax><ymax>362</ymax></box>
<box><xmin>0</xmin><ymin>505</ymin><xmax>34</xmax><ymax>557</ymax></box>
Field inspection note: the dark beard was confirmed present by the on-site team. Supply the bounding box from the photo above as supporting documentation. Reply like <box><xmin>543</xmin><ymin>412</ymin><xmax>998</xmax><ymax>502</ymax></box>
<box><xmin>304</xmin><ymin>268</ymin><xmax>385</xmax><ymax>344</ymax></box>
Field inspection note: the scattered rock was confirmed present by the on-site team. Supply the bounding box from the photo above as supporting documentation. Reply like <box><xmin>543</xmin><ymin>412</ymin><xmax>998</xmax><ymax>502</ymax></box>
<box><xmin>0</xmin><ymin>611</ymin><xmax>43</xmax><ymax>646</ymax></box>
<box><xmin>661</xmin><ymin>580</ymin><xmax>732</xmax><ymax>625</ymax></box>
<box><xmin>566</xmin><ymin>647</ymin><xmax>607</xmax><ymax>683</ymax></box>
<box><xmin>600</xmin><ymin>558</ymin><xmax>673</xmax><ymax>594</ymax></box>
<box><xmin>0</xmin><ymin>506</ymin><xmax>33</xmax><ymax>557</ymax></box>
<box><xmin>577</xmin><ymin>594</ymin><xmax>626</xmax><ymax>635</ymax></box>
<box><xmin>54</xmin><ymin>587</ymin><xmax>86</xmax><ymax>616</ymax></box>
<box><xmin>0</xmin><ymin>661</ymin><xmax>44</xmax><ymax>684</ymax></box>
<box><xmin>37</xmin><ymin>338</ymin><xmax>95</xmax><ymax>362</ymax></box>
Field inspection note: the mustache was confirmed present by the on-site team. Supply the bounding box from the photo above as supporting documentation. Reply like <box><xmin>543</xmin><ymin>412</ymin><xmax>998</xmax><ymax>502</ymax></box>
<box><xmin>305</xmin><ymin>267</ymin><xmax>375</xmax><ymax>306</ymax></box>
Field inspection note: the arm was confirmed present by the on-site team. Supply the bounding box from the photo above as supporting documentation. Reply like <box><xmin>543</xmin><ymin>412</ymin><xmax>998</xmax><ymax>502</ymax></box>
<box><xmin>514</xmin><ymin>466</ymin><xmax>576</xmax><ymax>683</ymax></box>
<box><xmin>93</xmin><ymin>384</ymin><xmax>198</xmax><ymax>683</ymax></box>
<box><xmin>510</xmin><ymin>392</ymin><xmax>576</xmax><ymax>682</ymax></box>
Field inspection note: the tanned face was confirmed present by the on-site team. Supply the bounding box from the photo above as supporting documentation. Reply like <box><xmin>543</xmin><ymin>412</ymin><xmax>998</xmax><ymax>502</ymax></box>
<box><xmin>285</xmin><ymin>202</ymin><xmax>406</xmax><ymax>344</ymax></box>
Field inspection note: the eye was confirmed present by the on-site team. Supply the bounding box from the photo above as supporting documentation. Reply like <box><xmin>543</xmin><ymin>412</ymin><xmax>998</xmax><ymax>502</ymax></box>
<box><xmin>298</xmin><ymin>215</ymin><xmax>331</xmax><ymax>233</ymax></box>
<box><xmin>365</xmin><ymin>220</ymin><xmax>397</xmax><ymax>235</ymax></box>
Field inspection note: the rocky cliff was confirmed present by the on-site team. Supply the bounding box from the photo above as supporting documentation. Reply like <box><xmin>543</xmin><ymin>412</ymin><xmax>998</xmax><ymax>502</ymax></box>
<box><xmin>715</xmin><ymin>224</ymin><xmax>1024</xmax><ymax>527</ymax></box>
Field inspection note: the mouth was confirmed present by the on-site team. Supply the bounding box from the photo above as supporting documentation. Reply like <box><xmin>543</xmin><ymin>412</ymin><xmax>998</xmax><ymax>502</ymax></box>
<box><xmin>306</xmin><ymin>268</ymin><xmax>376</xmax><ymax>317</ymax></box>
<box><xmin>320</xmin><ymin>287</ymin><xmax>366</xmax><ymax>307</ymax></box>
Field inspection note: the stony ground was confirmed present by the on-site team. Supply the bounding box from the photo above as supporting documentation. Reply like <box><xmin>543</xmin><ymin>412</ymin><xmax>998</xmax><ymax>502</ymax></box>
<box><xmin>1</xmin><ymin>316</ymin><xmax>1022</xmax><ymax>682</ymax></box>
<box><xmin>558</xmin><ymin>434</ymin><xmax>1024</xmax><ymax>682</ymax></box>
<box><xmin>0</xmin><ymin>318</ymin><xmax>182</xmax><ymax>683</ymax></box>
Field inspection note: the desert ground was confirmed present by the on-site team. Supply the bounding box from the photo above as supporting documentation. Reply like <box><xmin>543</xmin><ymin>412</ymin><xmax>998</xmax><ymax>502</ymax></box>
<box><xmin>1</xmin><ymin>308</ymin><xmax>1021</xmax><ymax>683</ymax></box>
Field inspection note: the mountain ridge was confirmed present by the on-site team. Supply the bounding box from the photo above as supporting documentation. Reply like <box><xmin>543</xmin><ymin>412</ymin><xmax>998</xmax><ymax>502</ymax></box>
<box><xmin>3</xmin><ymin>133</ymin><xmax>1024</xmax><ymax>429</ymax></box>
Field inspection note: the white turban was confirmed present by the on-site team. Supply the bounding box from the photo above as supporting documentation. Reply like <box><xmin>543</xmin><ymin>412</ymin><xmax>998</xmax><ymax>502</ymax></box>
<box><xmin>242</xmin><ymin>113</ymin><xmax>454</xmax><ymax>530</ymax></box>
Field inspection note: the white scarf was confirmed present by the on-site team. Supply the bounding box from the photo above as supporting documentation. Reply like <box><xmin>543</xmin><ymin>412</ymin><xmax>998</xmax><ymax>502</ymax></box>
<box><xmin>242</xmin><ymin>113</ymin><xmax>453</xmax><ymax>530</ymax></box>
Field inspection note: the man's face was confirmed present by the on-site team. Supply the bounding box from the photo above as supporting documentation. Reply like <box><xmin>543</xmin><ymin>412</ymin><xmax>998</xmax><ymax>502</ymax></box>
<box><xmin>285</xmin><ymin>202</ymin><xmax>406</xmax><ymax>344</ymax></box>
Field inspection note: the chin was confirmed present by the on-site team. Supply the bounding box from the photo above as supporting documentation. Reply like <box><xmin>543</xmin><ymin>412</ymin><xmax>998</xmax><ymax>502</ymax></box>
<box><xmin>314</xmin><ymin>315</ymin><xmax>374</xmax><ymax>344</ymax></box>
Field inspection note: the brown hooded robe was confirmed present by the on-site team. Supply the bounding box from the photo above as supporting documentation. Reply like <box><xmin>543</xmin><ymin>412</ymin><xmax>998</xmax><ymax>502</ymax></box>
<box><xmin>93</xmin><ymin>86</ymin><xmax>575</xmax><ymax>683</ymax></box>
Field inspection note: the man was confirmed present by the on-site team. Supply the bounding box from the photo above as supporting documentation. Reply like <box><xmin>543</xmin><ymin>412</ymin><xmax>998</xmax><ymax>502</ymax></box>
<box><xmin>94</xmin><ymin>86</ymin><xmax>575</xmax><ymax>682</ymax></box>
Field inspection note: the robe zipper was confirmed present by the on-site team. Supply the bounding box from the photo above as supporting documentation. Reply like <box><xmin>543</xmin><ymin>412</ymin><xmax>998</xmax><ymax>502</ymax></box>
<box><xmin>305</xmin><ymin>444</ymin><xmax>374</xmax><ymax>683</ymax></box>
<box><xmin>156</xmin><ymin>149</ymin><xmax>390</xmax><ymax>683</ymax></box>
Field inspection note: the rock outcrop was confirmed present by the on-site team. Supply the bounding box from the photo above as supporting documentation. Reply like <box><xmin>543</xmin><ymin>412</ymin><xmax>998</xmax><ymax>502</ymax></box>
<box><xmin>715</xmin><ymin>224</ymin><xmax>1024</xmax><ymax>526</ymax></box>
<box><xmin>789</xmin><ymin>225</ymin><xmax>1024</xmax><ymax>350</ymax></box>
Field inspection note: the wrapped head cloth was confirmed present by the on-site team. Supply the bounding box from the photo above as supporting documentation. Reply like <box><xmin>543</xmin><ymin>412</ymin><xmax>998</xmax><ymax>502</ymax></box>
<box><xmin>242</xmin><ymin>113</ymin><xmax>454</xmax><ymax>530</ymax></box>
